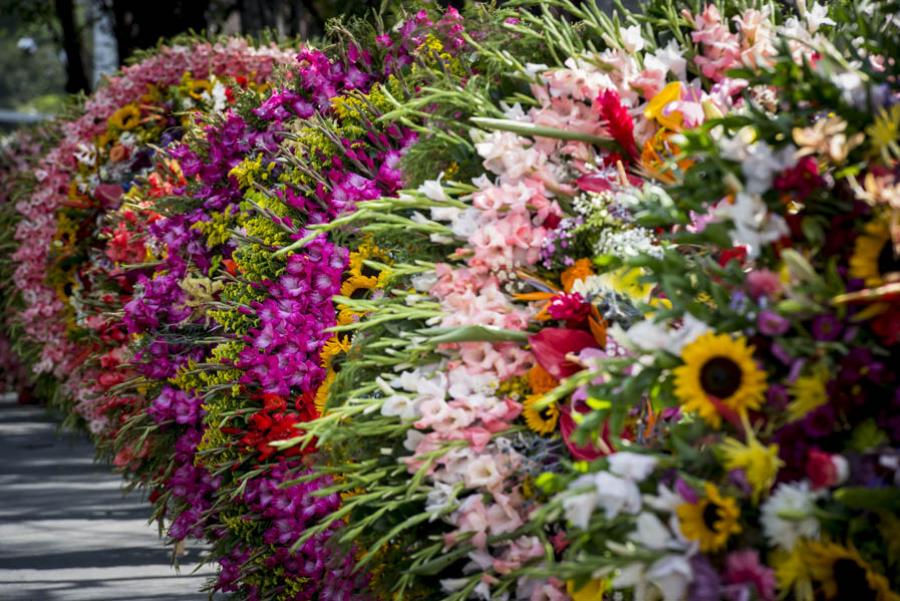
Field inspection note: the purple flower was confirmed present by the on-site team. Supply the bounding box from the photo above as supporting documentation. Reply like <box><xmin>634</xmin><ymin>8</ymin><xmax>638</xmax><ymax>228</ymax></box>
<box><xmin>811</xmin><ymin>314</ymin><xmax>842</xmax><ymax>341</ymax></box>
<box><xmin>757</xmin><ymin>309</ymin><xmax>790</xmax><ymax>336</ymax></box>
<box><xmin>688</xmin><ymin>555</ymin><xmax>722</xmax><ymax>601</ymax></box>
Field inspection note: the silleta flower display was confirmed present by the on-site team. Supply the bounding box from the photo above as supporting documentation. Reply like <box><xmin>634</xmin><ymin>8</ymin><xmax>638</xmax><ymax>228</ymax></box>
<box><xmin>1</xmin><ymin>1</ymin><xmax>899</xmax><ymax>600</ymax></box>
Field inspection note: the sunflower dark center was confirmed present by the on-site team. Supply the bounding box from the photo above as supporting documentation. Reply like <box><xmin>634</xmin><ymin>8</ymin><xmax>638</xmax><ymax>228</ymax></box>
<box><xmin>361</xmin><ymin>263</ymin><xmax>381</xmax><ymax>279</ymax></box>
<box><xmin>699</xmin><ymin>357</ymin><xmax>742</xmax><ymax>399</ymax></box>
<box><xmin>877</xmin><ymin>240</ymin><xmax>900</xmax><ymax>279</ymax></box>
<box><xmin>350</xmin><ymin>286</ymin><xmax>370</xmax><ymax>300</ymax></box>
<box><xmin>702</xmin><ymin>501</ymin><xmax>722</xmax><ymax>531</ymax></box>
<box><xmin>832</xmin><ymin>558</ymin><xmax>873</xmax><ymax>600</ymax></box>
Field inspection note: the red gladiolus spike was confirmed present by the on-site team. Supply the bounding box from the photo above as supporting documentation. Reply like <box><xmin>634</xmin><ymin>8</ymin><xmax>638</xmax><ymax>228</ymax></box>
<box><xmin>596</xmin><ymin>89</ymin><xmax>638</xmax><ymax>161</ymax></box>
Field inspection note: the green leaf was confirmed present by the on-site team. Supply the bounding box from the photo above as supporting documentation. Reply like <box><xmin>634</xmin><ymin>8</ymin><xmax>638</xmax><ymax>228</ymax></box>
<box><xmin>834</xmin><ymin>487</ymin><xmax>900</xmax><ymax>512</ymax></box>
<box><xmin>417</xmin><ymin>325</ymin><xmax>531</xmax><ymax>344</ymax></box>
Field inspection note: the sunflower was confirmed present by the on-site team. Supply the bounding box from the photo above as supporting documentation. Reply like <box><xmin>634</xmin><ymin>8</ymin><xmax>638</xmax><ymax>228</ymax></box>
<box><xmin>320</xmin><ymin>333</ymin><xmax>352</xmax><ymax>370</ymax></box>
<box><xmin>314</xmin><ymin>368</ymin><xmax>336</xmax><ymax>415</ymax></box>
<box><xmin>673</xmin><ymin>332</ymin><xmax>767</xmax><ymax>428</ymax></box>
<box><xmin>850</xmin><ymin>217</ymin><xmax>899</xmax><ymax>287</ymax></box>
<box><xmin>676</xmin><ymin>482</ymin><xmax>742</xmax><ymax>552</ymax></box>
<box><xmin>340</xmin><ymin>273</ymin><xmax>379</xmax><ymax>302</ymax></box>
<box><xmin>807</xmin><ymin>541</ymin><xmax>900</xmax><ymax>601</ymax></box>
<box><xmin>349</xmin><ymin>238</ymin><xmax>391</xmax><ymax>279</ymax></box>
<box><xmin>108</xmin><ymin>104</ymin><xmax>141</xmax><ymax>131</ymax></box>
<box><xmin>185</xmin><ymin>77</ymin><xmax>212</xmax><ymax>101</ymax></box>
<box><xmin>523</xmin><ymin>394</ymin><xmax>560</xmax><ymax>435</ymax></box>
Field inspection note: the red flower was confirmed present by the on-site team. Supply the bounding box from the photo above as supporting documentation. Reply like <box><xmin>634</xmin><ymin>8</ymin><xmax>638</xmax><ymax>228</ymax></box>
<box><xmin>718</xmin><ymin>246</ymin><xmax>748</xmax><ymax>267</ymax></box>
<box><xmin>529</xmin><ymin>327</ymin><xmax>597</xmax><ymax>379</ymax></box>
<box><xmin>595</xmin><ymin>89</ymin><xmax>638</xmax><ymax>161</ymax></box>
<box><xmin>806</xmin><ymin>449</ymin><xmax>840</xmax><ymax>489</ymax></box>
<box><xmin>872</xmin><ymin>304</ymin><xmax>900</xmax><ymax>346</ymax></box>
<box><xmin>559</xmin><ymin>405</ymin><xmax>614</xmax><ymax>461</ymax></box>
<box><xmin>94</xmin><ymin>183</ymin><xmax>124</xmax><ymax>208</ymax></box>
<box><xmin>774</xmin><ymin>156</ymin><xmax>825</xmax><ymax>201</ymax></box>
<box><xmin>547</xmin><ymin>292</ymin><xmax>592</xmax><ymax>324</ymax></box>
<box><xmin>239</xmin><ymin>392</ymin><xmax>319</xmax><ymax>461</ymax></box>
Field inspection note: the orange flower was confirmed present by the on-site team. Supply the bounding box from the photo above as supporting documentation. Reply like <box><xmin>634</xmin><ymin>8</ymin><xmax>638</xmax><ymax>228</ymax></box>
<box><xmin>561</xmin><ymin>259</ymin><xmax>594</xmax><ymax>292</ymax></box>
<box><xmin>527</xmin><ymin>364</ymin><xmax>558</xmax><ymax>395</ymax></box>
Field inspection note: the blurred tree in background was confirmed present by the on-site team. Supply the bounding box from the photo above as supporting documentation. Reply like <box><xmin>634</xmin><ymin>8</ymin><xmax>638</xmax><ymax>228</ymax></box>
<box><xmin>0</xmin><ymin>0</ymin><xmax>401</xmax><ymax>123</ymax></box>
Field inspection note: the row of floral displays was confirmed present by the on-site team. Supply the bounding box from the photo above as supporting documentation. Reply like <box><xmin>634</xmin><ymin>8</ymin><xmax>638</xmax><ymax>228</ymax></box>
<box><xmin>1</xmin><ymin>0</ymin><xmax>899</xmax><ymax>599</ymax></box>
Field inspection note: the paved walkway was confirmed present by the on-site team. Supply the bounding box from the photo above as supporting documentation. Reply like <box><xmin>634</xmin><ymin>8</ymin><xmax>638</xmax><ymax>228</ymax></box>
<box><xmin>0</xmin><ymin>394</ymin><xmax>215</xmax><ymax>600</ymax></box>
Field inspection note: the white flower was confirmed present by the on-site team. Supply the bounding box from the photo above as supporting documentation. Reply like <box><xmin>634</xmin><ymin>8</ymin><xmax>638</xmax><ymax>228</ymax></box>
<box><xmin>524</xmin><ymin>62</ymin><xmax>548</xmax><ymax>78</ymax></box>
<box><xmin>594</xmin><ymin>472</ymin><xmax>642</xmax><ymax>519</ymax></box>
<box><xmin>501</xmin><ymin>101</ymin><xmax>528</xmax><ymax>121</ymax></box>
<box><xmin>418</xmin><ymin>176</ymin><xmax>449</xmax><ymax>201</ymax></box>
<box><xmin>620</xmin><ymin>314</ymin><xmax>710</xmax><ymax>355</ymax></box>
<box><xmin>646</xmin><ymin>555</ymin><xmax>693</xmax><ymax>601</ymax></box>
<box><xmin>760</xmin><ymin>481</ymin><xmax>822</xmax><ymax>550</ymax></box>
<box><xmin>652</xmin><ymin>40</ymin><xmax>687</xmax><ymax>81</ymax></box>
<box><xmin>613</xmin><ymin>554</ymin><xmax>692</xmax><ymax>601</ymax></box>
<box><xmin>805</xmin><ymin>2</ymin><xmax>835</xmax><ymax>33</ymax></box>
<box><xmin>562</xmin><ymin>475</ymin><xmax>599</xmax><ymax>529</ymax></box>
<box><xmin>425</xmin><ymin>481</ymin><xmax>458</xmax><ymax>521</ymax></box>
<box><xmin>462</xmin><ymin>454</ymin><xmax>503</xmax><ymax>490</ymax></box>
<box><xmin>620</xmin><ymin>25</ymin><xmax>646</xmax><ymax>53</ymax></box>
<box><xmin>608</xmin><ymin>452</ymin><xmax>658</xmax><ymax>482</ymax></box>
<box><xmin>410</xmin><ymin>272</ymin><xmax>437</xmax><ymax>293</ymax></box>
<box><xmin>381</xmin><ymin>393</ymin><xmax>421</xmax><ymax>421</ymax></box>
<box><xmin>211</xmin><ymin>81</ymin><xmax>228</xmax><ymax>113</ymax></box>
<box><xmin>644</xmin><ymin>483</ymin><xmax>683</xmax><ymax>514</ymax></box>
<box><xmin>715</xmin><ymin>192</ymin><xmax>790</xmax><ymax>258</ymax></box>
<box><xmin>741</xmin><ymin>141</ymin><xmax>797</xmax><ymax>195</ymax></box>
<box><xmin>832</xmin><ymin>71</ymin><xmax>867</xmax><ymax>110</ymax></box>
<box><xmin>404</xmin><ymin>429</ymin><xmax>425</xmax><ymax>452</ymax></box>
<box><xmin>629</xmin><ymin>512</ymin><xmax>676</xmax><ymax>551</ymax></box>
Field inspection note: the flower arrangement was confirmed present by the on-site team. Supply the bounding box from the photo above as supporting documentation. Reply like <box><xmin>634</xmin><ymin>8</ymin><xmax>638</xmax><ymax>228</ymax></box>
<box><xmin>0</xmin><ymin>1</ymin><xmax>898</xmax><ymax>600</ymax></box>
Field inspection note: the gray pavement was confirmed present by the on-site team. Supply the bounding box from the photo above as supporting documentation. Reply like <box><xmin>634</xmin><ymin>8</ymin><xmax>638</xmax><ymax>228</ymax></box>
<box><xmin>0</xmin><ymin>394</ymin><xmax>216</xmax><ymax>600</ymax></box>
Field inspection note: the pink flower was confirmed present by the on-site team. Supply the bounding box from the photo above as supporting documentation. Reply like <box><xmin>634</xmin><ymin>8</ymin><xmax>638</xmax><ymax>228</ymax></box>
<box><xmin>684</xmin><ymin>5</ymin><xmax>741</xmax><ymax>81</ymax></box>
<box><xmin>724</xmin><ymin>550</ymin><xmax>776</xmax><ymax>601</ymax></box>
<box><xmin>746</xmin><ymin>269</ymin><xmax>783</xmax><ymax>299</ymax></box>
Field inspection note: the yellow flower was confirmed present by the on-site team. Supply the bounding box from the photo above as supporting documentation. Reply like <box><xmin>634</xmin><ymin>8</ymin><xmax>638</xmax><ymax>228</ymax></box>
<box><xmin>673</xmin><ymin>333</ymin><xmax>767</xmax><ymax>428</ymax></box>
<box><xmin>644</xmin><ymin>81</ymin><xmax>684</xmax><ymax>131</ymax></box>
<box><xmin>867</xmin><ymin>104</ymin><xmax>900</xmax><ymax>162</ymax></box>
<box><xmin>676</xmin><ymin>482</ymin><xmax>742</xmax><ymax>552</ymax></box>
<box><xmin>314</xmin><ymin>368</ymin><xmax>336</xmax><ymax>415</ymax></box>
<box><xmin>597</xmin><ymin>268</ymin><xmax>653</xmax><ymax>303</ymax></box>
<box><xmin>787</xmin><ymin>367</ymin><xmax>829</xmax><ymax>421</ymax></box>
<box><xmin>522</xmin><ymin>394</ymin><xmax>559</xmax><ymax>435</ymax></box>
<box><xmin>850</xmin><ymin>216</ymin><xmax>898</xmax><ymax>287</ymax></box>
<box><xmin>720</xmin><ymin>430</ymin><xmax>782</xmax><ymax>502</ymax></box>
<box><xmin>566</xmin><ymin>577</ymin><xmax>606</xmax><ymax>600</ymax></box>
<box><xmin>184</xmin><ymin>77</ymin><xmax>212</xmax><ymax>101</ymax></box>
<box><xmin>108</xmin><ymin>104</ymin><xmax>141</xmax><ymax>131</ymax></box>
<box><xmin>807</xmin><ymin>541</ymin><xmax>900</xmax><ymax>601</ymax></box>
<box><xmin>773</xmin><ymin>543</ymin><xmax>814</xmax><ymax>601</ymax></box>
<box><xmin>320</xmin><ymin>334</ymin><xmax>351</xmax><ymax>370</ymax></box>
<box><xmin>348</xmin><ymin>238</ymin><xmax>390</xmax><ymax>279</ymax></box>
<box><xmin>340</xmin><ymin>273</ymin><xmax>379</xmax><ymax>301</ymax></box>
